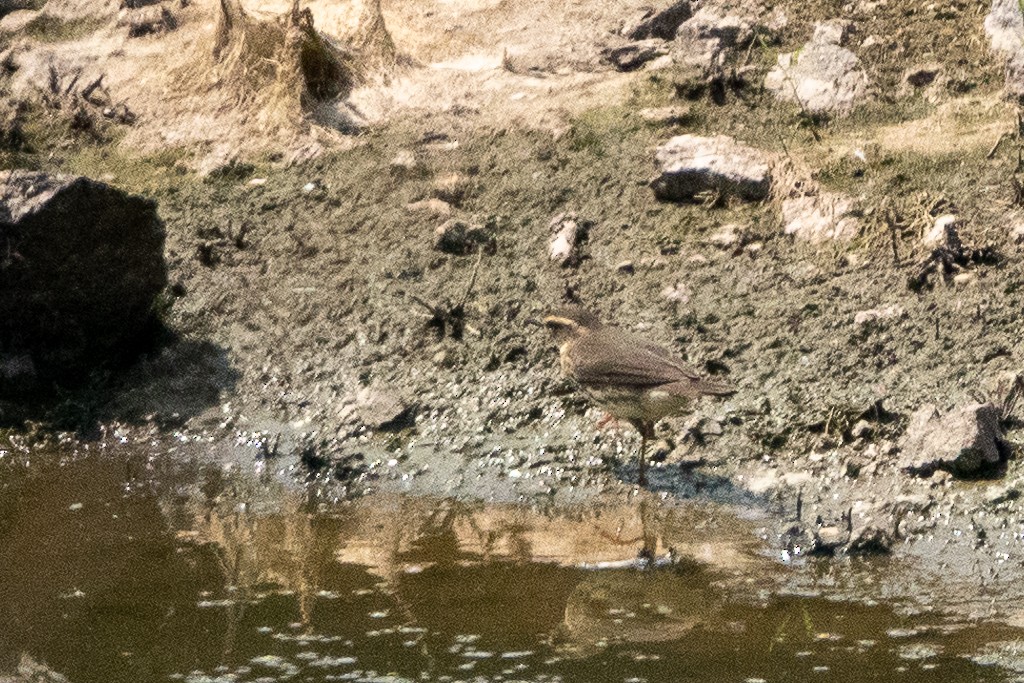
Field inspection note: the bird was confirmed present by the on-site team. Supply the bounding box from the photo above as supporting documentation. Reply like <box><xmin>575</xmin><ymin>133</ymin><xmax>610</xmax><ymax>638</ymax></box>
<box><xmin>537</xmin><ymin>305</ymin><xmax>735</xmax><ymax>485</ymax></box>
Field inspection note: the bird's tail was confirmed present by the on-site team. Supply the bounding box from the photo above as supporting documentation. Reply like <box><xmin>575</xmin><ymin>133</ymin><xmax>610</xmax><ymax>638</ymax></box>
<box><xmin>697</xmin><ymin>379</ymin><xmax>737</xmax><ymax>396</ymax></box>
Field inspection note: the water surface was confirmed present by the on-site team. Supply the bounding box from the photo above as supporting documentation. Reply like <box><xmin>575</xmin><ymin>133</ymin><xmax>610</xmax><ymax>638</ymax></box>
<box><xmin>0</xmin><ymin>445</ymin><xmax>1019</xmax><ymax>682</ymax></box>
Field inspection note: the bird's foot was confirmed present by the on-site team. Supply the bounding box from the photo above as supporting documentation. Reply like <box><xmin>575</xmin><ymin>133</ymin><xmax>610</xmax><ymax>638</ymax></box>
<box><xmin>595</xmin><ymin>412</ymin><xmax>622</xmax><ymax>431</ymax></box>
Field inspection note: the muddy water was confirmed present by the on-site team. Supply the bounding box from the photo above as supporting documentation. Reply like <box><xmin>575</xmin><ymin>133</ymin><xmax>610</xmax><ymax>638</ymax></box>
<box><xmin>0</xmin><ymin>445</ymin><xmax>1020</xmax><ymax>683</ymax></box>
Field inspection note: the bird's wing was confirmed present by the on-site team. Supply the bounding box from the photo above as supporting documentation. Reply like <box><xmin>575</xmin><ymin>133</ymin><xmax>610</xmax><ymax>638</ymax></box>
<box><xmin>570</xmin><ymin>329</ymin><xmax>703</xmax><ymax>388</ymax></box>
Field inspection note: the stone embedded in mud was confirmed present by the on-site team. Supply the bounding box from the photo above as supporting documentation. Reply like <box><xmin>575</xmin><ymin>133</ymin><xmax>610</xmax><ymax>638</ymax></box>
<box><xmin>355</xmin><ymin>387</ymin><xmax>416</xmax><ymax>432</ymax></box>
<box><xmin>764</xmin><ymin>20</ymin><xmax>868</xmax><ymax>117</ymax></box>
<box><xmin>781</xmin><ymin>192</ymin><xmax>860</xmax><ymax>243</ymax></box>
<box><xmin>661</xmin><ymin>281</ymin><xmax>691</xmax><ymax>303</ymax></box>
<box><xmin>899</xmin><ymin>403</ymin><xmax>1007</xmax><ymax>476</ymax></box>
<box><xmin>638</xmin><ymin>105</ymin><xmax>692</xmax><ymax>126</ymax></box>
<box><xmin>431</xmin><ymin>172</ymin><xmax>472</xmax><ymax>207</ymax></box>
<box><xmin>623</xmin><ymin>0</ymin><xmax>692</xmax><ymax>41</ymax></box>
<box><xmin>706</xmin><ymin>222</ymin><xmax>743</xmax><ymax>250</ymax></box>
<box><xmin>853</xmin><ymin>304</ymin><xmax>904</xmax><ymax>327</ymax></box>
<box><xmin>1013</xmin><ymin>221</ymin><xmax>1024</xmax><ymax>243</ymax></box>
<box><xmin>434</xmin><ymin>219</ymin><xmax>497</xmax><ymax>256</ymax></box>
<box><xmin>846</xmin><ymin>522</ymin><xmax>893</xmax><ymax>555</ymax></box>
<box><xmin>651</xmin><ymin>134</ymin><xmax>771</xmax><ymax>202</ymax></box>
<box><xmin>0</xmin><ymin>170</ymin><xmax>167</xmax><ymax>390</ymax></box>
<box><xmin>390</xmin><ymin>149</ymin><xmax>421</xmax><ymax>175</ymax></box>
<box><xmin>406</xmin><ymin>198</ymin><xmax>453</xmax><ymax>216</ymax></box>
<box><xmin>812</xmin><ymin>19</ymin><xmax>853</xmax><ymax>47</ymax></box>
<box><xmin>922</xmin><ymin>214</ymin><xmax>961</xmax><ymax>248</ymax></box>
<box><xmin>548</xmin><ymin>212</ymin><xmax>590</xmax><ymax>267</ymax></box>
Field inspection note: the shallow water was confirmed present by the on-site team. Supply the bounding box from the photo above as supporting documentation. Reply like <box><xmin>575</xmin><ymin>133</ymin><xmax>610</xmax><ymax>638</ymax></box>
<box><xmin>0</xmin><ymin>445</ymin><xmax>1020</xmax><ymax>683</ymax></box>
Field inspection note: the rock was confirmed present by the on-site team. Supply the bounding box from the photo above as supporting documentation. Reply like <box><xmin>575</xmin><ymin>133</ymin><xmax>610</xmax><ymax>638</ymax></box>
<box><xmin>904</xmin><ymin>63</ymin><xmax>941</xmax><ymax>88</ymax></box>
<box><xmin>390</xmin><ymin>149</ymin><xmax>420</xmax><ymax>174</ymax></box>
<box><xmin>812</xmin><ymin>19</ymin><xmax>853</xmax><ymax>46</ymax></box>
<box><xmin>985</xmin><ymin>0</ymin><xmax>1024</xmax><ymax>98</ymax></box>
<box><xmin>764</xmin><ymin>20</ymin><xmax>869</xmax><ymax>117</ymax></box>
<box><xmin>981</xmin><ymin>370</ymin><xmax>1023</xmax><ymax>411</ymax></box>
<box><xmin>1013</xmin><ymin>221</ymin><xmax>1024</xmax><ymax>243</ymax></box>
<box><xmin>986</xmin><ymin>0</ymin><xmax>1024</xmax><ymax>54</ymax></box>
<box><xmin>850</xmin><ymin>419</ymin><xmax>873</xmax><ymax>439</ymax></box>
<box><xmin>672</xmin><ymin>63</ymin><xmax>711</xmax><ymax>99</ymax></box>
<box><xmin>811</xmin><ymin>525</ymin><xmax>847</xmax><ymax>554</ymax></box>
<box><xmin>847</xmin><ymin>522</ymin><xmax>893</xmax><ymax>554</ymax></box>
<box><xmin>707</xmin><ymin>222</ymin><xmax>743</xmax><ymax>249</ymax></box>
<box><xmin>0</xmin><ymin>171</ymin><xmax>166</xmax><ymax>391</ymax></box>
<box><xmin>853</xmin><ymin>304</ymin><xmax>904</xmax><ymax>326</ymax></box>
<box><xmin>121</xmin><ymin>4</ymin><xmax>176</xmax><ymax>37</ymax></box>
<box><xmin>431</xmin><ymin>172</ymin><xmax>471</xmax><ymax>206</ymax></box>
<box><xmin>781</xmin><ymin>192</ymin><xmax>860</xmax><ymax>242</ymax></box>
<box><xmin>661</xmin><ymin>281</ymin><xmax>691</xmax><ymax>303</ymax></box>
<box><xmin>953</xmin><ymin>272</ymin><xmax>975</xmax><ymax>286</ymax></box>
<box><xmin>899</xmin><ymin>403</ymin><xmax>1007</xmax><ymax>476</ymax></box>
<box><xmin>638</xmin><ymin>105</ymin><xmax>692</xmax><ymax>125</ymax></box>
<box><xmin>623</xmin><ymin>0</ymin><xmax>692</xmax><ymax>40</ymax></box>
<box><xmin>548</xmin><ymin>212</ymin><xmax>590</xmax><ymax>267</ymax></box>
<box><xmin>2</xmin><ymin>654</ymin><xmax>71</xmax><ymax>683</ymax></box>
<box><xmin>615</xmin><ymin>260</ymin><xmax>635</xmax><ymax>274</ymax></box>
<box><xmin>406</xmin><ymin>198</ymin><xmax>453</xmax><ymax>216</ymax></box>
<box><xmin>355</xmin><ymin>387</ymin><xmax>416</xmax><ymax>432</ymax></box>
<box><xmin>650</xmin><ymin>438</ymin><xmax>675</xmax><ymax>461</ymax></box>
<box><xmin>434</xmin><ymin>219</ymin><xmax>496</xmax><ymax>255</ymax></box>
<box><xmin>672</xmin><ymin>7</ymin><xmax>758</xmax><ymax>77</ymax></box>
<box><xmin>985</xmin><ymin>484</ymin><xmax>1021</xmax><ymax>505</ymax></box>
<box><xmin>651</xmin><ymin>134</ymin><xmax>771</xmax><ymax>202</ymax></box>
<box><xmin>922</xmin><ymin>213</ymin><xmax>962</xmax><ymax>249</ymax></box>
<box><xmin>603</xmin><ymin>40</ymin><xmax>670</xmax><ymax>71</ymax></box>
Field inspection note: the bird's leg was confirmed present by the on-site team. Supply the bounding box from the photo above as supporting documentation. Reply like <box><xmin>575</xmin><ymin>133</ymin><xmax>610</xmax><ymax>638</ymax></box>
<box><xmin>638</xmin><ymin>430</ymin><xmax>647</xmax><ymax>486</ymax></box>
<box><xmin>630</xmin><ymin>419</ymin><xmax>653</xmax><ymax>486</ymax></box>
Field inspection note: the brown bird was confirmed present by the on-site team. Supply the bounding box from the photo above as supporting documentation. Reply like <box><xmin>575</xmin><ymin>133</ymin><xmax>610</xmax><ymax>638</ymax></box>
<box><xmin>539</xmin><ymin>306</ymin><xmax>735</xmax><ymax>485</ymax></box>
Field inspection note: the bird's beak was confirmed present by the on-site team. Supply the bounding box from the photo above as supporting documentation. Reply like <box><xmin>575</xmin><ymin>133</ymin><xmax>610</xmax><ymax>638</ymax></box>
<box><xmin>524</xmin><ymin>317</ymin><xmax>542</xmax><ymax>327</ymax></box>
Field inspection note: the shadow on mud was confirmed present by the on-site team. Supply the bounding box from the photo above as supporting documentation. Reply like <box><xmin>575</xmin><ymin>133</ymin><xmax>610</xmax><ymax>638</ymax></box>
<box><xmin>0</xmin><ymin>323</ymin><xmax>239</xmax><ymax>434</ymax></box>
<box><xmin>618</xmin><ymin>461</ymin><xmax>769</xmax><ymax>507</ymax></box>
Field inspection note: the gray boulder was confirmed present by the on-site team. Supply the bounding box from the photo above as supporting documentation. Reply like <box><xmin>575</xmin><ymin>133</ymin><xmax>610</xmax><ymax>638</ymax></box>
<box><xmin>651</xmin><ymin>134</ymin><xmax>771</xmax><ymax>202</ymax></box>
<box><xmin>986</xmin><ymin>0</ymin><xmax>1024</xmax><ymax>99</ymax></box>
<box><xmin>0</xmin><ymin>170</ymin><xmax>166</xmax><ymax>390</ymax></box>
<box><xmin>764</xmin><ymin>20</ymin><xmax>868</xmax><ymax>117</ymax></box>
<box><xmin>899</xmin><ymin>402</ymin><xmax>1007</xmax><ymax>476</ymax></box>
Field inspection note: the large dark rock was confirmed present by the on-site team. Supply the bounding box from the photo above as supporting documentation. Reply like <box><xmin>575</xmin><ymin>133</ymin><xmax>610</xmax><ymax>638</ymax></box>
<box><xmin>0</xmin><ymin>170</ymin><xmax>167</xmax><ymax>391</ymax></box>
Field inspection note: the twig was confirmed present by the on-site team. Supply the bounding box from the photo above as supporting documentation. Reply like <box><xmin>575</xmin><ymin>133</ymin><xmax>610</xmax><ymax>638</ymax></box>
<box><xmin>457</xmin><ymin>248</ymin><xmax>484</xmax><ymax>309</ymax></box>
<box><xmin>81</xmin><ymin>74</ymin><xmax>105</xmax><ymax>102</ymax></box>
<box><xmin>986</xmin><ymin>131</ymin><xmax>1008</xmax><ymax>160</ymax></box>
<box><xmin>63</xmin><ymin>67</ymin><xmax>82</xmax><ymax>96</ymax></box>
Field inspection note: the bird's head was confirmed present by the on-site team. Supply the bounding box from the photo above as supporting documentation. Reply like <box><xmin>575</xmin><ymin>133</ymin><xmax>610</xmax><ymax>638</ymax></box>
<box><xmin>539</xmin><ymin>306</ymin><xmax>603</xmax><ymax>345</ymax></box>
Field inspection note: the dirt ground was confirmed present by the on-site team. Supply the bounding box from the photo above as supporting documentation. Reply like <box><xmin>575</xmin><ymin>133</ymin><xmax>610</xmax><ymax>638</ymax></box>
<box><xmin>3</xmin><ymin>0</ymin><xmax>1024</xmax><ymax>628</ymax></box>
